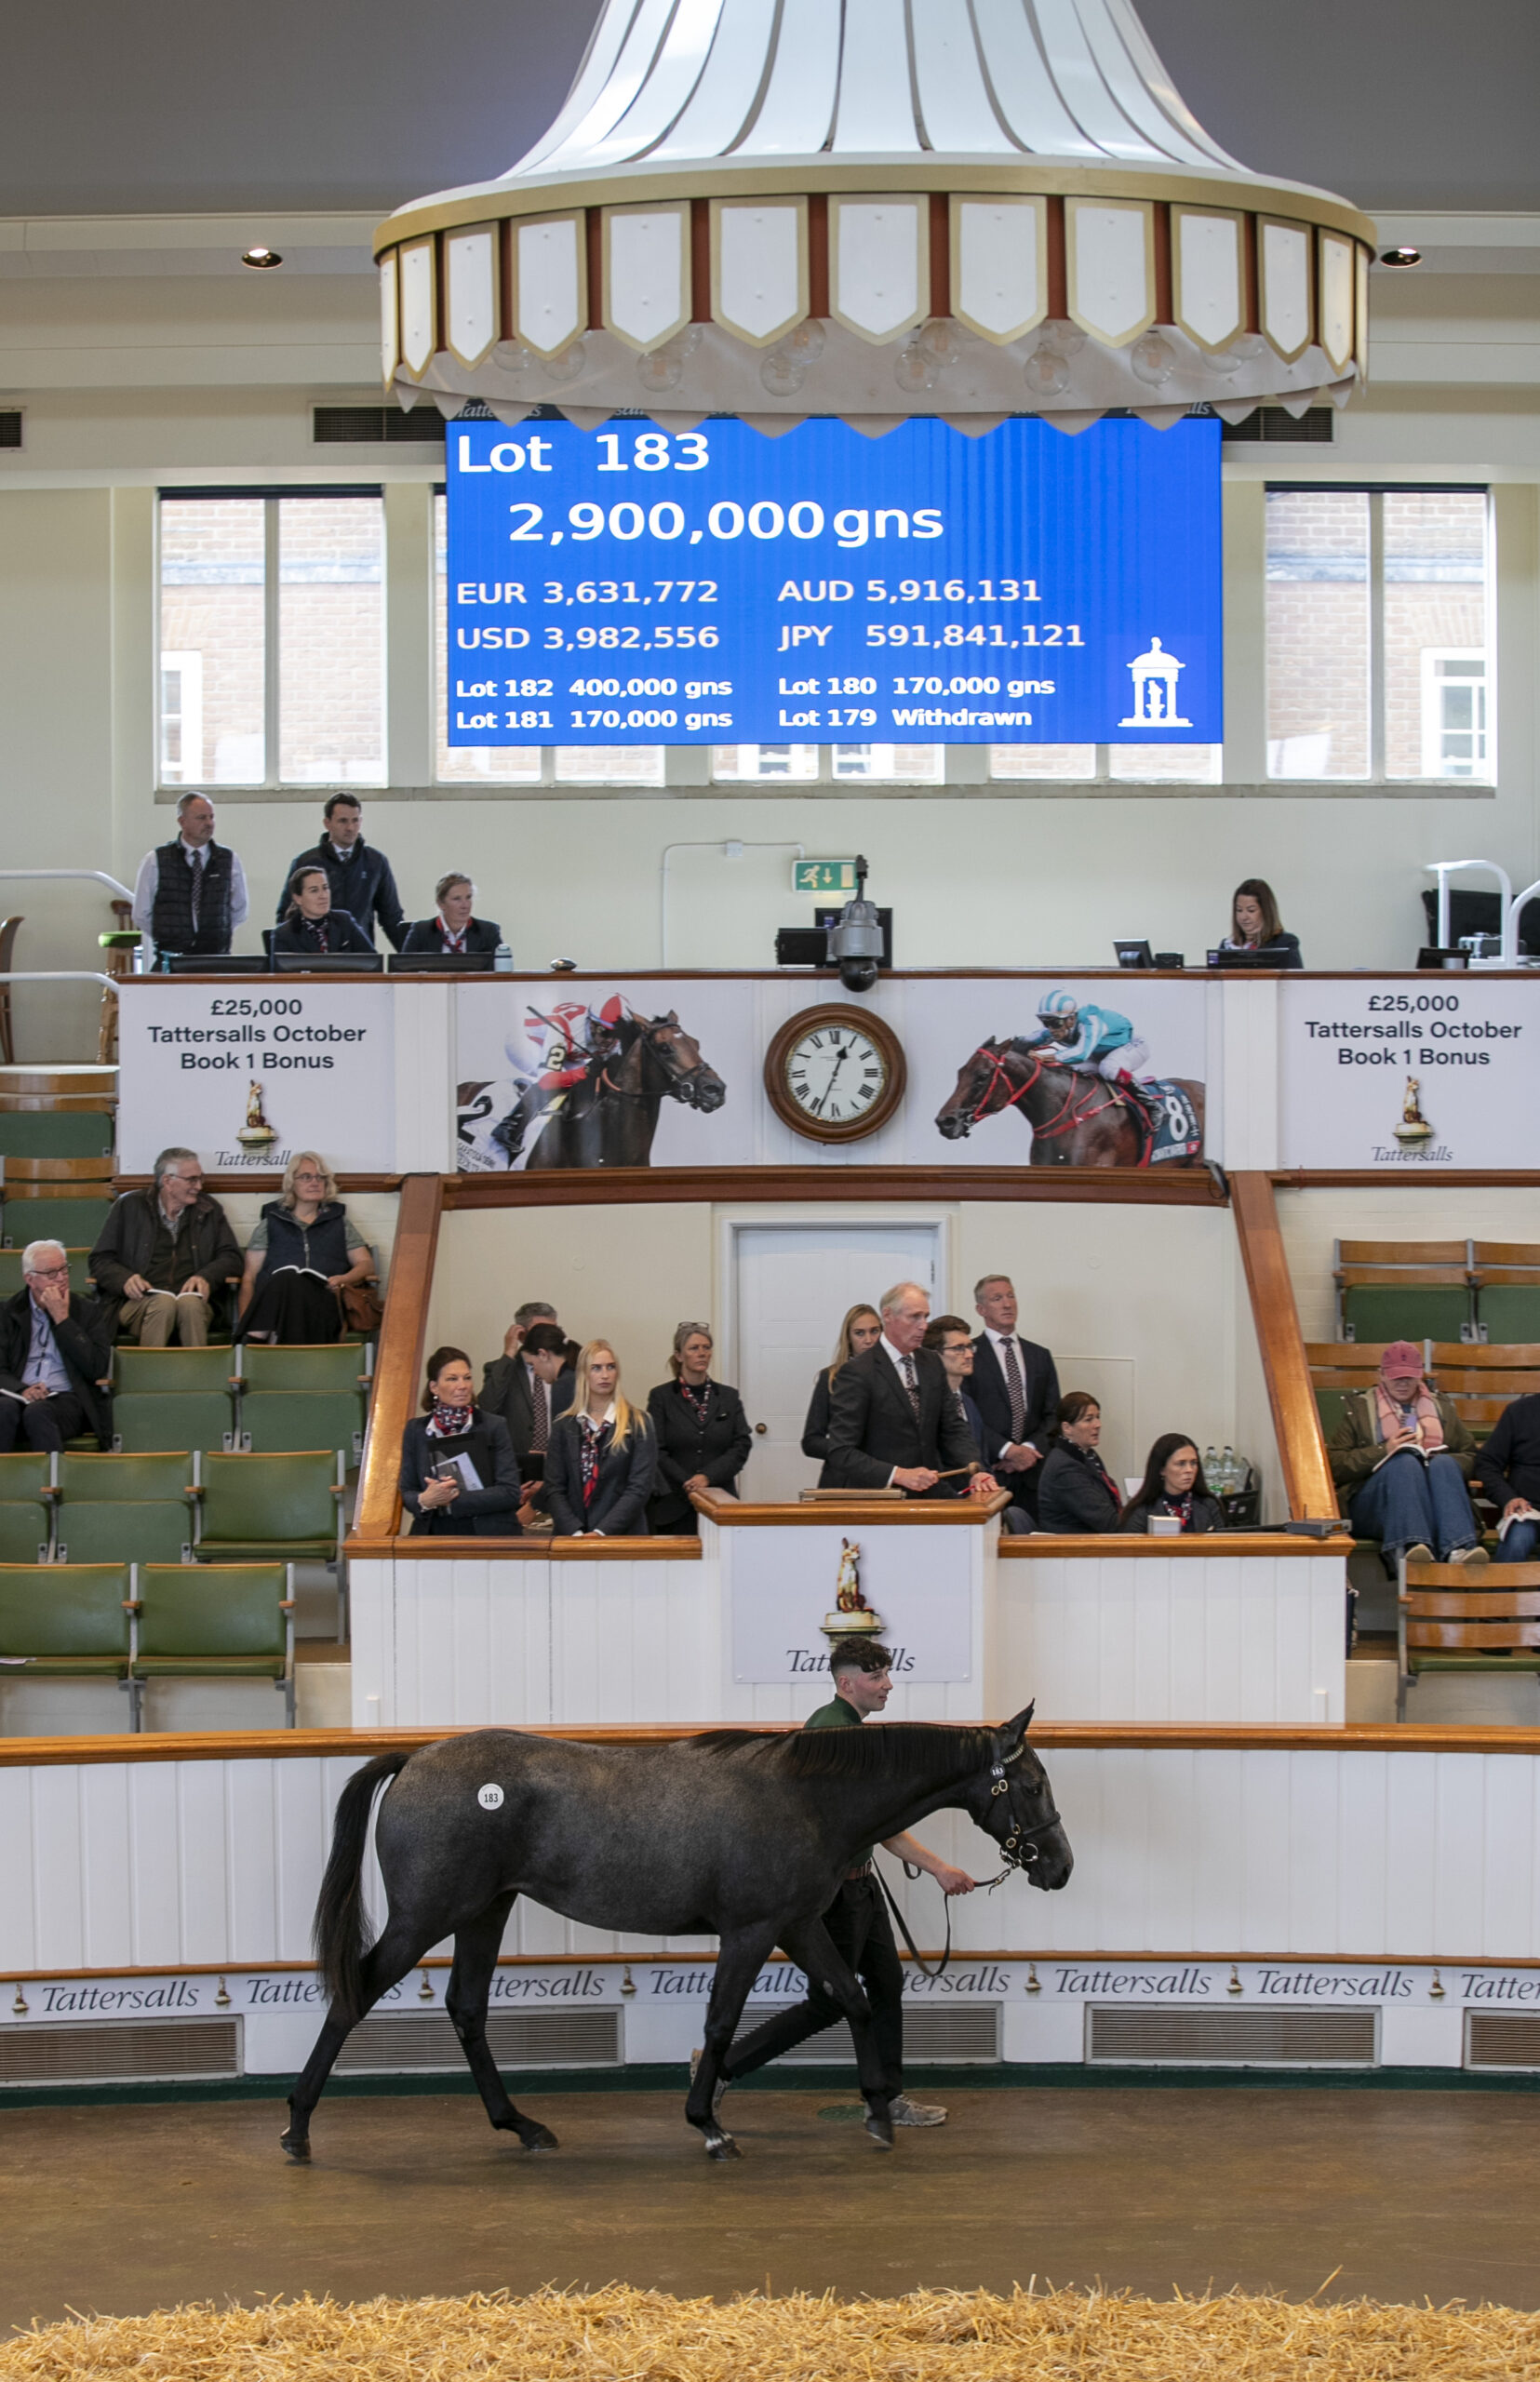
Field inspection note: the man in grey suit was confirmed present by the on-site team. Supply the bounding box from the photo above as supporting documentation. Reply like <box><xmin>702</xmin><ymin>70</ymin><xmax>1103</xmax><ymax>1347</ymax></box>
<box><xmin>827</xmin><ymin>1281</ymin><xmax>999</xmax><ymax>1500</ymax></box>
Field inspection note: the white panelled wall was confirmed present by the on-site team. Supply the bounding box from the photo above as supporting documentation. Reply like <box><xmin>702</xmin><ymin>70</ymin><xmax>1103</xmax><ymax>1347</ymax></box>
<box><xmin>5</xmin><ymin>1737</ymin><xmax>1540</xmax><ymax>2077</ymax></box>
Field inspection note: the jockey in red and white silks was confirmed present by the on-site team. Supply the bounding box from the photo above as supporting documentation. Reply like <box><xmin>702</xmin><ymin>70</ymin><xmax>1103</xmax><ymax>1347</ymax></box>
<box><xmin>458</xmin><ymin>996</ymin><xmax>626</xmax><ymax>1169</ymax></box>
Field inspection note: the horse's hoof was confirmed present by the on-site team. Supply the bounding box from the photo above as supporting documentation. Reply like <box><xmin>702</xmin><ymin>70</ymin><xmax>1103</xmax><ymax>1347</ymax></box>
<box><xmin>864</xmin><ymin>2114</ymin><xmax>894</xmax><ymax>2150</ymax></box>
<box><xmin>705</xmin><ymin>2131</ymin><xmax>743</xmax><ymax>2161</ymax></box>
<box><xmin>279</xmin><ymin>2131</ymin><xmax>310</xmax><ymax>2162</ymax></box>
<box><xmin>521</xmin><ymin>2123</ymin><xmax>559</xmax><ymax>2152</ymax></box>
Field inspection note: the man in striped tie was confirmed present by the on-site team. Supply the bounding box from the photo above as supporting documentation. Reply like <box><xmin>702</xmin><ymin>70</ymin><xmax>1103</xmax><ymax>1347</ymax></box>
<box><xmin>970</xmin><ymin>1275</ymin><xmax>1060</xmax><ymax>1525</ymax></box>
<box><xmin>826</xmin><ymin>1280</ymin><xmax>998</xmax><ymax>1499</ymax></box>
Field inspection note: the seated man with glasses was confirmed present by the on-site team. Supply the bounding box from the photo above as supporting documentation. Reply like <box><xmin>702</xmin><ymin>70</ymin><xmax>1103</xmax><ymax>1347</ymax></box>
<box><xmin>0</xmin><ymin>1239</ymin><xmax>112</xmax><ymax>1452</ymax></box>
<box><xmin>89</xmin><ymin>1146</ymin><xmax>243</xmax><ymax>1347</ymax></box>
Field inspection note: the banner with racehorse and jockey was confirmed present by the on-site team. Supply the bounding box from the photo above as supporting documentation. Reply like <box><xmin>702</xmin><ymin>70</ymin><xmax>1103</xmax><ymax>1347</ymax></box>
<box><xmin>453</xmin><ymin>975</ymin><xmax>1212</xmax><ymax>1171</ymax></box>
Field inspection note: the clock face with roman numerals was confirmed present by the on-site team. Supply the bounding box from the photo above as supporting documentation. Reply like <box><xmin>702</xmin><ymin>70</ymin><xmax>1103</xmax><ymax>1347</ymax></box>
<box><xmin>763</xmin><ymin>1004</ymin><xmax>907</xmax><ymax>1144</ymax></box>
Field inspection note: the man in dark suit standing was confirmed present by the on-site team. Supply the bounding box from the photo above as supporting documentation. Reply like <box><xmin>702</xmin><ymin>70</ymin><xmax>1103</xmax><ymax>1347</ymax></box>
<box><xmin>971</xmin><ymin>1274</ymin><xmax>1059</xmax><ymax>1522</ymax></box>
<box><xmin>478</xmin><ymin>1319</ymin><xmax>574</xmax><ymax>1484</ymax></box>
<box><xmin>827</xmin><ymin>1281</ymin><xmax>998</xmax><ymax>1500</ymax></box>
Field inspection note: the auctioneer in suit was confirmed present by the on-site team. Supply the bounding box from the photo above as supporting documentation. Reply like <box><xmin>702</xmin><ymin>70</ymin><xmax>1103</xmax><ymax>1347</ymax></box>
<box><xmin>825</xmin><ymin>1342</ymin><xmax>981</xmax><ymax>1494</ymax></box>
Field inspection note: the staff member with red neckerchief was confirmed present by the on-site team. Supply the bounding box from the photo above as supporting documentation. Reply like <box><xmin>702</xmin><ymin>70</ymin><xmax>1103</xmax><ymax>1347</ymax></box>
<box><xmin>543</xmin><ymin>1340</ymin><xmax>656</xmax><ymax>1537</ymax></box>
<box><xmin>400</xmin><ymin>872</ymin><xmax>503</xmax><ymax>957</ymax></box>
<box><xmin>646</xmin><ymin>1321</ymin><xmax>752</xmax><ymax>1534</ymax></box>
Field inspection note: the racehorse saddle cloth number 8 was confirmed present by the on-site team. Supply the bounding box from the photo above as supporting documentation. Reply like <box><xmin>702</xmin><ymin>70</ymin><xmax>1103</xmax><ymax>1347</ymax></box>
<box><xmin>1144</xmin><ymin>1079</ymin><xmax>1203</xmax><ymax>1166</ymax></box>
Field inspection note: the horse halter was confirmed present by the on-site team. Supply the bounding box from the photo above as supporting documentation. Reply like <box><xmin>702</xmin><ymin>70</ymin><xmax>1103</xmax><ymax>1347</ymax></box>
<box><xmin>984</xmin><ymin>1740</ymin><xmax>1063</xmax><ymax>1880</ymax></box>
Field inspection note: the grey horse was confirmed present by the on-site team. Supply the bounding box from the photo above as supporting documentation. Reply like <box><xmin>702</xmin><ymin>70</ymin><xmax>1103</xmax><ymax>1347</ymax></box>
<box><xmin>282</xmin><ymin>1708</ymin><xmax>1071</xmax><ymax>2163</ymax></box>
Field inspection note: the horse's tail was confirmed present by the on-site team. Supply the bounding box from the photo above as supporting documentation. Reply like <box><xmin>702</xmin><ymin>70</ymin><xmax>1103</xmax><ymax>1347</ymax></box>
<box><xmin>314</xmin><ymin>1750</ymin><xmax>412</xmax><ymax>2023</ymax></box>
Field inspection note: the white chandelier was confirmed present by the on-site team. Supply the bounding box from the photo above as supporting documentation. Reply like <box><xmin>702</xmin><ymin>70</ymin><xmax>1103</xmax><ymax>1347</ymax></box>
<box><xmin>376</xmin><ymin>0</ymin><xmax>1376</xmax><ymax>435</ymax></box>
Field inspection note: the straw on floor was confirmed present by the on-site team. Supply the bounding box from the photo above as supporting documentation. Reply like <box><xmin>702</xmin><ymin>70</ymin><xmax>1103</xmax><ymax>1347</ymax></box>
<box><xmin>4</xmin><ymin>2283</ymin><xmax>1540</xmax><ymax>2381</ymax></box>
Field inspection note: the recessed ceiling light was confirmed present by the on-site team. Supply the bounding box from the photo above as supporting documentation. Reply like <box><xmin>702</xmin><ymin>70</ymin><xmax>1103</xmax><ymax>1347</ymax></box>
<box><xmin>1378</xmin><ymin>246</ymin><xmax>1422</xmax><ymax>268</ymax></box>
<box><xmin>241</xmin><ymin>246</ymin><xmax>284</xmax><ymax>269</ymax></box>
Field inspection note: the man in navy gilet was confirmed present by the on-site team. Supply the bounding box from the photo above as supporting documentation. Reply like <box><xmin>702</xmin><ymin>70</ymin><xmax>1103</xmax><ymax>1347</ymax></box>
<box><xmin>277</xmin><ymin>795</ymin><xmax>406</xmax><ymax>952</ymax></box>
<box><xmin>132</xmin><ymin>792</ymin><xmax>248</xmax><ymax>959</ymax></box>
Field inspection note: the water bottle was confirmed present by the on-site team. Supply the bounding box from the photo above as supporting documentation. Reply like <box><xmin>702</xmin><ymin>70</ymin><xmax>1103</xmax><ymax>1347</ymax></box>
<box><xmin>1205</xmin><ymin>1445</ymin><xmax>1218</xmax><ymax>1488</ymax></box>
<box><xmin>1220</xmin><ymin>1444</ymin><xmax>1237</xmax><ymax>1495</ymax></box>
<box><xmin>493</xmin><ymin>942</ymin><xmax>514</xmax><ymax>974</ymax></box>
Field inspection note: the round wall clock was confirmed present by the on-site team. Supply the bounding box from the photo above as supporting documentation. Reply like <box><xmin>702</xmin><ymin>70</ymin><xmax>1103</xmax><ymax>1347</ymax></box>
<box><xmin>763</xmin><ymin>1004</ymin><xmax>907</xmax><ymax>1143</ymax></box>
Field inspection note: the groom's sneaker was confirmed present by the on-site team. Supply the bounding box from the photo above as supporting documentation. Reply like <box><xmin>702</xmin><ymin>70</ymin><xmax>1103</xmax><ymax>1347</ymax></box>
<box><xmin>889</xmin><ymin>2093</ymin><xmax>946</xmax><ymax>2126</ymax></box>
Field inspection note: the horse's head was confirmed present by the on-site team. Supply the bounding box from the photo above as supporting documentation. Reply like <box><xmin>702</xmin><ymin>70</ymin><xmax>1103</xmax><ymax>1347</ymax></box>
<box><xmin>935</xmin><ymin>1038</ymin><xmax>1030</xmax><ymax>1140</ymax></box>
<box><xmin>969</xmin><ymin>1704</ymin><xmax>1072</xmax><ymax>1893</ymax></box>
<box><xmin>642</xmin><ymin>1011</ymin><xmax>727</xmax><ymax>1113</ymax></box>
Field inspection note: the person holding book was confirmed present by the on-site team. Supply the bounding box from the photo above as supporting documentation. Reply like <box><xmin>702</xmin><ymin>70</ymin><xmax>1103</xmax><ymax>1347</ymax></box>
<box><xmin>399</xmin><ymin>1345</ymin><xmax>523</xmax><ymax>1538</ymax></box>
<box><xmin>234</xmin><ymin>1152</ymin><xmax>375</xmax><ymax>1343</ymax></box>
<box><xmin>0</xmin><ymin>1240</ymin><xmax>113</xmax><ymax>1452</ymax></box>
<box><xmin>1327</xmin><ymin>1341</ymin><xmax>1483</xmax><ymax>1572</ymax></box>
<box><xmin>1473</xmin><ymin>1392</ymin><xmax>1540</xmax><ymax>1564</ymax></box>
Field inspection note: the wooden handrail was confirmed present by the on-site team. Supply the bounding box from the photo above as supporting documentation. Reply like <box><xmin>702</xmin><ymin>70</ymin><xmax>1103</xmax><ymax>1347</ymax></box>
<box><xmin>8</xmin><ymin>1719</ymin><xmax>1540</xmax><ymax>1768</ymax></box>
<box><xmin>1230</xmin><ymin>1171</ymin><xmax>1338</xmax><ymax>1521</ymax></box>
<box><xmin>353</xmin><ymin>1171</ymin><xmax>442</xmax><ymax>1542</ymax></box>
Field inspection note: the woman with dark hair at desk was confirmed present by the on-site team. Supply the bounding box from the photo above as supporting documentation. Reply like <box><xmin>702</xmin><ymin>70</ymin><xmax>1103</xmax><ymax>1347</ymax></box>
<box><xmin>400</xmin><ymin>1345</ymin><xmax>522</xmax><ymax>1537</ymax></box>
<box><xmin>400</xmin><ymin>873</ymin><xmax>503</xmax><ymax>957</ymax></box>
<box><xmin>1037</xmin><ymin>1391</ymin><xmax>1122</xmax><ymax>1533</ymax></box>
<box><xmin>1218</xmin><ymin>879</ymin><xmax>1302</xmax><ymax>969</ymax></box>
<box><xmin>1119</xmin><ymin>1434</ymin><xmax>1225</xmax><ymax>1534</ymax></box>
<box><xmin>270</xmin><ymin>865</ymin><xmax>373</xmax><ymax>957</ymax></box>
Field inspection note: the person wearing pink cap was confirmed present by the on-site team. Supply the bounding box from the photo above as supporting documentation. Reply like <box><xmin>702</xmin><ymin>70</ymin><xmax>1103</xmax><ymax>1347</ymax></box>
<box><xmin>1326</xmin><ymin>1341</ymin><xmax>1484</xmax><ymax>1573</ymax></box>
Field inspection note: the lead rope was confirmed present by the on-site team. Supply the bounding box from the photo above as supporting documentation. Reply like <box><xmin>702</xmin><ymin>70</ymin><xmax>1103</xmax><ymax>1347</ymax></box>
<box><xmin>874</xmin><ymin>1861</ymin><xmax>953</xmax><ymax>1982</ymax></box>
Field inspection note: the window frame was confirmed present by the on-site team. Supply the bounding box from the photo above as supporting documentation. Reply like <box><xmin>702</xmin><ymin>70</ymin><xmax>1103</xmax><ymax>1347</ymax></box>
<box><xmin>1264</xmin><ymin>481</ymin><xmax>1494</xmax><ymax>788</ymax></box>
<box><xmin>154</xmin><ymin>485</ymin><xmax>386</xmax><ymax>795</ymax></box>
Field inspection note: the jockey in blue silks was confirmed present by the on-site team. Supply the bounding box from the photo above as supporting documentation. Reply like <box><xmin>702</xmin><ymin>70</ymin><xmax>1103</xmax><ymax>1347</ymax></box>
<box><xmin>1015</xmin><ymin>991</ymin><xmax>1157</xmax><ymax>1127</ymax></box>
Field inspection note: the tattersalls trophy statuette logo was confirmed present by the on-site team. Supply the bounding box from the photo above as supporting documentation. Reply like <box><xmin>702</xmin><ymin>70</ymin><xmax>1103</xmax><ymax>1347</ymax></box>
<box><xmin>235</xmin><ymin>1078</ymin><xmax>277</xmax><ymax>1150</ymax></box>
<box><xmin>820</xmin><ymin>1538</ymin><xmax>885</xmax><ymax>1645</ymax></box>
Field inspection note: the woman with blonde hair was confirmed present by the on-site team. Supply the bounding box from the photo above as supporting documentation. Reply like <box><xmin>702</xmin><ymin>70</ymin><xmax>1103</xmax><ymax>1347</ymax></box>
<box><xmin>801</xmin><ymin>1302</ymin><xmax>883</xmax><ymax>1483</ymax></box>
<box><xmin>234</xmin><ymin>1149</ymin><xmax>376</xmax><ymax>1344</ymax></box>
<box><xmin>647</xmin><ymin>1320</ymin><xmax>752</xmax><ymax>1534</ymax></box>
<box><xmin>543</xmin><ymin>1339</ymin><xmax>657</xmax><ymax>1536</ymax></box>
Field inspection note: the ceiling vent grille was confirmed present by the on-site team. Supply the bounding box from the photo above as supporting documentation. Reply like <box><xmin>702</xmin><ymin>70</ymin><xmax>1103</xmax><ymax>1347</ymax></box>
<box><xmin>0</xmin><ymin>2019</ymin><xmax>240</xmax><ymax>2085</ymax></box>
<box><xmin>314</xmin><ymin>405</ymin><xmax>445</xmax><ymax>445</ymax></box>
<box><xmin>1088</xmin><ymin>2005</ymin><xmax>1376</xmax><ymax>2066</ymax></box>
<box><xmin>1221</xmin><ymin>407</ymin><xmax>1334</xmax><ymax>444</ymax></box>
<box><xmin>335</xmin><ymin>2007</ymin><xmax>620</xmax><ymax>2072</ymax></box>
<box><xmin>0</xmin><ymin>412</ymin><xmax>23</xmax><ymax>450</ymax></box>
<box><xmin>1466</xmin><ymin>2012</ymin><xmax>1540</xmax><ymax>2070</ymax></box>
<box><xmin>733</xmin><ymin>2002</ymin><xmax>1000</xmax><ymax>2064</ymax></box>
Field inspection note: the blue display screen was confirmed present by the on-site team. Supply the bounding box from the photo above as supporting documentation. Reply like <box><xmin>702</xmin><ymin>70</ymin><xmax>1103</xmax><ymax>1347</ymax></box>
<box><xmin>446</xmin><ymin>413</ymin><xmax>1221</xmax><ymax>747</ymax></box>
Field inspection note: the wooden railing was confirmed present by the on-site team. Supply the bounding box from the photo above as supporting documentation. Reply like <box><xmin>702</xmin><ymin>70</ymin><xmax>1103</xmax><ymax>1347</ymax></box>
<box><xmin>353</xmin><ymin>1172</ymin><xmax>443</xmax><ymax>1542</ymax></box>
<box><xmin>1230</xmin><ymin>1170</ymin><xmax>1338</xmax><ymax>1521</ymax></box>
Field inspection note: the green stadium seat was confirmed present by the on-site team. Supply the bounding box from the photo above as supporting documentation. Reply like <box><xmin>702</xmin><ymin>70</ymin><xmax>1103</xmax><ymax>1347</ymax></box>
<box><xmin>0</xmin><ymin>1504</ymin><xmax>51</xmax><ymax>1562</ymax></box>
<box><xmin>0</xmin><ymin>1114</ymin><xmax>114</xmax><ymax>1159</ymax></box>
<box><xmin>1341</xmin><ymin>1284</ymin><xmax>1473</xmax><ymax>1345</ymax></box>
<box><xmin>239</xmin><ymin>1344</ymin><xmax>371</xmax><ymax>1395</ymax></box>
<box><xmin>114</xmin><ymin>1347</ymin><xmax>237</xmax><ymax>1394</ymax></box>
<box><xmin>112</xmin><ymin>1393</ymin><xmax>234</xmax><ymax>1454</ymax></box>
<box><xmin>1479</xmin><ymin>1287</ymin><xmax>1540</xmax><ymax>1343</ymax></box>
<box><xmin>127</xmin><ymin>1561</ymin><xmax>296</xmax><ymax>1726</ymax></box>
<box><xmin>1</xmin><ymin>1197</ymin><xmax>114</xmax><ymax>1251</ymax></box>
<box><xmin>194</xmin><ymin>1450</ymin><xmax>345</xmax><ymax>1565</ymax></box>
<box><xmin>0</xmin><ymin>1247</ymin><xmax>92</xmax><ymax>1298</ymax></box>
<box><xmin>0</xmin><ymin>1452</ymin><xmax>54</xmax><ymax>1503</ymax></box>
<box><xmin>241</xmin><ymin>1391</ymin><xmax>365</xmax><ymax>1456</ymax></box>
<box><xmin>0</xmin><ymin>1562</ymin><xmax>132</xmax><ymax>1693</ymax></box>
<box><xmin>55</xmin><ymin>1455</ymin><xmax>196</xmax><ymax>1568</ymax></box>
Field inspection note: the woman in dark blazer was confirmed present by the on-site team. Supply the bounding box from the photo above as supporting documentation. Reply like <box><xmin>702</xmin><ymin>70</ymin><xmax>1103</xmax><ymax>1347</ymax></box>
<box><xmin>400</xmin><ymin>872</ymin><xmax>502</xmax><ymax>957</ymax></box>
<box><xmin>1217</xmin><ymin>878</ymin><xmax>1302</xmax><ymax>969</ymax></box>
<box><xmin>400</xmin><ymin>1345</ymin><xmax>523</xmax><ymax>1537</ymax></box>
<box><xmin>647</xmin><ymin>1320</ymin><xmax>753</xmax><ymax>1532</ymax></box>
<box><xmin>543</xmin><ymin>1340</ymin><xmax>656</xmax><ymax>1537</ymax></box>
<box><xmin>271</xmin><ymin>865</ymin><xmax>373</xmax><ymax>957</ymax></box>
<box><xmin>1119</xmin><ymin>1433</ymin><xmax>1225</xmax><ymax>1535</ymax></box>
<box><xmin>802</xmin><ymin>1303</ymin><xmax>882</xmax><ymax>1486</ymax></box>
<box><xmin>1037</xmin><ymin>1391</ymin><xmax>1122</xmax><ymax>1534</ymax></box>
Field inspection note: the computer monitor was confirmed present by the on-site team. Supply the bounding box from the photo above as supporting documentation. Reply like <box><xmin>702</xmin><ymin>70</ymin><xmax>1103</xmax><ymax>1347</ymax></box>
<box><xmin>271</xmin><ymin>951</ymin><xmax>384</xmax><ymax>974</ymax></box>
<box><xmin>1114</xmin><ymin>940</ymin><xmax>1153</xmax><ymax>970</ymax></box>
<box><xmin>388</xmin><ymin>950</ymin><xmax>496</xmax><ymax>973</ymax></box>
<box><xmin>164</xmin><ymin>954</ymin><xmax>271</xmax><ymax>975</ymax></box>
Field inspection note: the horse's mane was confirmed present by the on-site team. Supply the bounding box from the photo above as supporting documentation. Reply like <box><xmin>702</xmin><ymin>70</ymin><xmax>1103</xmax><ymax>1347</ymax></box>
<box><xmin>687</xmin><ymin>1723</ymin><xmax>992</xmax><ymax>1781</ymax></box>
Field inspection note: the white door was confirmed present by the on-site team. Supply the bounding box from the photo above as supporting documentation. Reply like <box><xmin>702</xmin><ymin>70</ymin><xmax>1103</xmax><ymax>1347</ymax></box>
<box><xmin>732</xmin><ymin>1222</ymin><xmax>944</xmax><ymax>1503</ymax></box>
